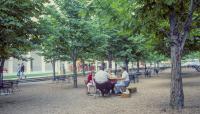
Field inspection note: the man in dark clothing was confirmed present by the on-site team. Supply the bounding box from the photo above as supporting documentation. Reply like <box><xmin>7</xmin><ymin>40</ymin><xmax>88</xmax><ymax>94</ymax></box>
<box><xmin>154</xmin><ymin>68</ymin><xmax>159</xmax><ymax>76</ymax></box>
<box><xmin>20</xmin><ymin>63</ymin><xmax>26</xmax><ymax>79</ymax></box>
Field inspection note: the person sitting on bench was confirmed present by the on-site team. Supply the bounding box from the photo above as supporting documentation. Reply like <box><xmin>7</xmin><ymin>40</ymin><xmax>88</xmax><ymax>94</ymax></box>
<box><xmin>94</xmin><ymin>66</ymin><xmax>113</xmax><ymax>96</ymax></box>
<box><xmin>114</xmin><ymin>67</ymin><xmax>130</xmax><ymax>94</ymax></box>
<box><xmin>85</xmin><ymin>71</ymin><xmax>94</xmax><ymax>94</ymax></box>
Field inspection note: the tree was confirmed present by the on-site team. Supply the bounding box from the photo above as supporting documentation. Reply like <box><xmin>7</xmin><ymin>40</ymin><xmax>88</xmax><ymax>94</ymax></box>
<box><xmin>38</xmin><ymin>8</ymin><xmax>70</xmax><ymax>80</ymax></box>
<box><xmin>134</xmin><ymin>0</ymin><xmax>200</xmax><ymax>109</ymax></box>
<box><xmin>89</xmin><ymin>0</ymin><xmax>138</xmax><ymax>71</ymax></box>
<box><xmin>0</xmin><ymin>0</ymin><xmax>46</xmax><ymax>85</ymax></box>
<box><xmin>39</xmin><ymin>0</ymin><xmax>101</xmax><ymax>88</ymax></box>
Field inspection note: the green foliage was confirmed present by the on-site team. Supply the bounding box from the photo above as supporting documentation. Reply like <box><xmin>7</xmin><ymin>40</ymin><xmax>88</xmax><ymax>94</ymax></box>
<box><xmin>134</xmin><ymin>0</ymin><xmax>200</xmax><ymax>54</ymax></box>
<box><xmin>0</xmin><ymin>0</ymin><xmax>46</xmax><ymax>60</ymax></box>
<box><xmin>183</xmin><ymin>51</ymin><xmax>200</xmax><ymax>60</ymax></box>
<box><xmin>87</xmin><ymin>0</ymin><xmax>140</xmax><ymax>63</ymax></box>
<box><xmin>38</xmin><ymin>0</ymin><xmax>109</xmax><ymax>75</ymax></box>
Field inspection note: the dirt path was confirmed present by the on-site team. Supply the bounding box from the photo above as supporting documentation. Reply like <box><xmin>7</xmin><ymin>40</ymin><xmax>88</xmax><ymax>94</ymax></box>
<box><xmin>0</xmin><ymin>69</ymin><xmax>200</xmax><ymax>114</ymax></box>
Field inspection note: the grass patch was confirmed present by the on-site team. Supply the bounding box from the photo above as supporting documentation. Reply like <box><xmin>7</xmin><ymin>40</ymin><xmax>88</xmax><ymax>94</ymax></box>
<box><xmin>3</xmin><ymin>71</ymin><xmax>90</xmax><ymax>80</ymax></box>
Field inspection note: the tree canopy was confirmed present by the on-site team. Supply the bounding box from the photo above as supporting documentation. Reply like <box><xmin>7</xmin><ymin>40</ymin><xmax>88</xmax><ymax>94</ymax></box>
<box><xmin>0</xmin><ymin>0</ymin><xmax>46</xmax><ymax>60</ymax></box>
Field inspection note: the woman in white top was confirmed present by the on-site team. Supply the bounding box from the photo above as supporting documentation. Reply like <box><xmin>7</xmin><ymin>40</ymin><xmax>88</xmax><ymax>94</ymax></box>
<box><xmin>114</xmin><ymin>67</ymin><xmax>130</xmax><ymax>94</ymax></box>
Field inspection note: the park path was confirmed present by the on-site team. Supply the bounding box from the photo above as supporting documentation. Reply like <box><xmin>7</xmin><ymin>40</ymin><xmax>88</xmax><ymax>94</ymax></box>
<box><xmin>0</xmin><ymin>68</ymin><xmax>200</xmax><ymax>114</ymax></box>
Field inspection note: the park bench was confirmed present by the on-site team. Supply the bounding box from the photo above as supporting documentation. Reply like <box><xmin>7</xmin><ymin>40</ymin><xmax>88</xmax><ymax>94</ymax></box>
<box><xmin>0</xmin><ymin>80</ymin><xmax>18</xmax><ymax>95</ymax></box>
<box><xmin>55</xmin><ymin>75</ymin><xmax>66</xmax><ymax>81</ymax></box>
<box><xmin>54</xmin><ymin>75</ymin><xmax>71</xmax><ymax>83</ymax></box>
<box><xmin>12</xmin><ymin>80</ymin><xmax>19</xmax><ymax>91</ymax></box>
<box><xmin>55</xmin><ymin>75</ymin><xmax>66</xmax><ymax>82</ymax></box>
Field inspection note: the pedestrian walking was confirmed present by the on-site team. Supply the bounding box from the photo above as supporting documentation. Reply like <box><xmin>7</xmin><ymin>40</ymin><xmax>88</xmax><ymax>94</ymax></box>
<box><xmin>17</xmin><ymin>64</ymin><xmax>21</xmax><ymax>79</ymax></box>
<box><xmin>20</xmin><ymin>63</ymin><xmax>26</xmax><ymax>79</ymax></box>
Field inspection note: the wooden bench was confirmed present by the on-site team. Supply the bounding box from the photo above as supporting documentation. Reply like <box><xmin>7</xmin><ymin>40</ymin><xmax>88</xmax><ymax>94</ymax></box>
<box><xmin>12</xmin><ymin>80</ymin><xmax>19</xmax><ymax>91</ymax></box>
<box><xmin>0</xmin><ymin>80</ymin><xmax>16</xmax><ymax>95</ymax></box>
<box><xmin>54</xmin><ymin>75</ymin><xmax>72</xmax><ymax>83</ymax></box>
<box><xmin>55</xmin><ymin>75</ymin><xmax>66</xmax><ymax>81</ymax></box>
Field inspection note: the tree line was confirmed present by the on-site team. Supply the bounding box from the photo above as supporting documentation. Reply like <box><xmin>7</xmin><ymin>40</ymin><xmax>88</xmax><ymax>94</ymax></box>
<box><xmin>0</xmin><ymin>0</ymin><xmax>199</xmax><ymax>109</ymax></box>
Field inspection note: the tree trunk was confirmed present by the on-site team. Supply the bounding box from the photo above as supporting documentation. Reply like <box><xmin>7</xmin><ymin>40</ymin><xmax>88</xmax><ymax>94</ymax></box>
<box><xmin>154</xmin><ymin>62</ymin><xmax>156</xmax><ymax>75</ymax></box>
<box><xmin>170</xmin><ymin>37</ymin><xmax>184</xmax><ymax>109</ymax></box>
<box><xmin>0</xmin><ymin>58</ymin><xmax>5</xmax><ymax>87</ymax></box>
<box><xmin>72</xmin><ymin>49</ymin><xmax>78</xmax><ymax>88</ymax></box>
<box><xmin>52</xmin><ymin>59</ymin><xmax>56</xmax><ymax>81</ymax></box>
<box><xmin>169</xmin><ymin>9</ymin><xmax>185</xmax><ymax>109</ymax></box>
<box><xmin>124</xmin><ymin>58</ymin><xmax>129</xmax><ymax>72</ymax></box>
<box><xmin>136</xmin><ymin>59</ymin><xmax>140</xmax><ymax>72</ymax></box>
<box><xmin>132</xmin><ymin>61</ymin><xmax>134</xmax><ymax>69</ymax></box>
<box><xmin>63</xmin><ymin>64</ymin><xmax>66</xmax><ymax>74</ymax></box>
<box><xmin>144</xmin><ymin>62</ymin><xmax>147</xmax><ymax>72</ymax></box>
<box><xmin>150</xmin><ymin>62</ymin><xmax>152</xmax><ymax>69</ymax></box>
<box><xmin>157</xmin><ymin>62</ymin><xmax>160</xmax><ymax>69</ymax></box>
<box><xmin>30</xmin><ymin>58</ymin><xmax>33</xmax><ymax>72</ymax></box>
<box><xmin>101</xmin><ymin>61</ymin><xmax>105</xmax><ymax>71</ymax></box>
<box><xmin>108</xmin><ymin>52</ymin><xmax>112</xmax><ymax>69</ymax></box>
<box><xmin>88</xmin><ymin>63</ymin><xmax>90</xmax><ymax>70</ymax></box>
<box><xmin>108</xmin><ymin>57</ymin><xmax>112</xmax><ymax>69</ymax></box>
<box><xmin>115</xmin><ymin>62</ymin><xmax>117</xmax><ymax>75</ymax></box>
<box><xmin>72</xmin><ymin>58</ymin><xmax>77</xmax><ymax>88</ymax></box>
<box><xmin>81</xmin><ymin>59</ymin><xmax>86</xmax><ymax>77</ymax></box>
<box><xmin>108</xmin><ymin>60</ymin><xmax>112</xmax><ymax>69</ymax></box>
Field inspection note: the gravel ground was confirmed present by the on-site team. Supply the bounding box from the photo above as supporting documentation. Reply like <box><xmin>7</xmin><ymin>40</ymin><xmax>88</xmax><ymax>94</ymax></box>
<box><xmin>0</xmin><ymin>68</ymin><xmax>200</xmax><ymax>114</ymax></box>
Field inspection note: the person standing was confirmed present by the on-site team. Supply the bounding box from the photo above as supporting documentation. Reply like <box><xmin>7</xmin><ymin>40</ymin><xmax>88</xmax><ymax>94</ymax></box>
<box><xmin>17</xmin><ymin>64</ymin><xmax>21</xmax><ymax>79</ymax></box>
<box><xmin>154</xmin><ymin>68</ymin><xmax>159</xmax><ymax>76</ymax></box>
<box><xmin>20</xmin><ymin>63</ymin><xmax>26</xmax><ymax>79</ymax></box>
